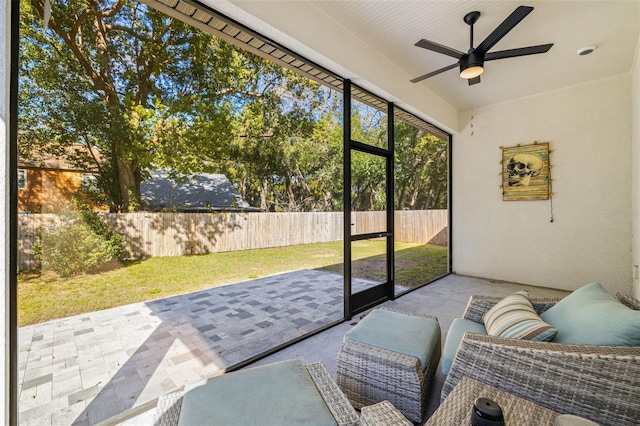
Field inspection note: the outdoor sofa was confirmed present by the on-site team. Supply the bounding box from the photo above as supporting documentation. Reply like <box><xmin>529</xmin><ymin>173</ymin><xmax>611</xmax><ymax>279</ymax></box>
<box><xmin>440</xmin><ymin>283</ymin><xmax>640</xmax><ymax>426</ymax></box>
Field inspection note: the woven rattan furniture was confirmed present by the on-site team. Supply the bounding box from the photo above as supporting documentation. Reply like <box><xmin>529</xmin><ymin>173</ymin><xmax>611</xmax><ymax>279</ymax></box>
<box><xmin>153</xmin><ymin>360</ymin><xmax>359</xmax><ymax>426</ymax></box>
<box><xmin>359</xmin><ymin>400</ymin><xmax>413</xmax><ymax>426</ymax></box>
<box><xmin>442</xmin><ymin>294</ymin><xmax>640</xmax><ymax>426</ymax></box>
<box><xmin>427</xmin><ymin>376</ymin><xmax>559</xmax><ymax>425</ymax></box>
<box><xmin>336</xmin><ymin>307</ymin><xmax>441</xmax><ymax>423</ymax></box>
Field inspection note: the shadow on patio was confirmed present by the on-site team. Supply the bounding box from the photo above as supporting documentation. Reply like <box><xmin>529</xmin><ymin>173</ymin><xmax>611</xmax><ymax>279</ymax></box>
<box><xmin>18</xmin><ymin>243</ymin><xmax>447</xmax><ymax>425</ymax></box>
<box><xmin>20</xmin><ymin>268</ymin><xmax>376</xmax><ymax>425</ymax></box>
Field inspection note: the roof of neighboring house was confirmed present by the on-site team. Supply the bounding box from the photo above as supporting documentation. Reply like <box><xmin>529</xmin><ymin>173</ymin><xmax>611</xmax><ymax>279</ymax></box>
<box><xmin>18</xmin><ymin>144</ymin><xmax>101</xmax><ymax>172</ymax></box>
<box><xmin>140</xmin><ymin>170</ymin><xmax>260</xmax><ymax>212</ymax></box>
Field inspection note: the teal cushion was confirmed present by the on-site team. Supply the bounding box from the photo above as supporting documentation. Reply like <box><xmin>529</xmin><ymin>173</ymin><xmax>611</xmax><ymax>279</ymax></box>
<box><xmin>483</xmin><ymin>290</ymin><xmax>557</xmax><ymax>341</ymax></box>
<box><xmin>178</xmin><ymin>359</ymin><xmax>337</xmax><ymax>426</ymax></box>
<box><xmin>540</xmin><ymin>282</ymin><xmax>640</xmax><ymax>345</ymax></box>
<box><xmin>441</xmin><ymin>318</ymin><xmax>486</xmax><ymax>375</ymax></box>
<box><xmin>344</xmin><ymin>309</ymin><xmax>440</xmax><ymax>370</ymax></box>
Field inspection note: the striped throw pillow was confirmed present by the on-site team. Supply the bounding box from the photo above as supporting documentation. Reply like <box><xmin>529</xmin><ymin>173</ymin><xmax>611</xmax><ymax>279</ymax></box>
<box><xmin>483</xmin><ymin>291</ymin><xmax>558</xmax><ymax>341</ymax></box>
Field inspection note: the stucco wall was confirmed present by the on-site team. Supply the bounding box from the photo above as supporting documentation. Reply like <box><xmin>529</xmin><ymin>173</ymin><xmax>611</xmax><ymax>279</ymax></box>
<box><xmin>453</xmin><ymin>74</ymin><xmax>633</xmax><ymax>296</ymax></box>
<box><xmin>632</xmin><ymin>35</ymin><xmax>640</xmax><ymax>301</ymax></box>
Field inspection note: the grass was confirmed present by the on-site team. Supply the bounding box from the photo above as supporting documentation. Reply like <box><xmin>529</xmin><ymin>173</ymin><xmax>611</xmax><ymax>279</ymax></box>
<box><xmin>320</xmin><ymin>241</ymin><xmax>449</xmax><ymax>287</ymax></box>
<box><xmin>18</xmin><ymin>241</ymin><xmax>447</xmax><ymax>326</ymax></box>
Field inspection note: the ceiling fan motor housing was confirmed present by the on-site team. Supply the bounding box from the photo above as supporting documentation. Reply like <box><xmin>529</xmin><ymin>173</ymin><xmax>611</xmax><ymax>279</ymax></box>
<box><xmin>460</xmin><ymin>51</ymin><xmax>484</xmax><ymax>76</ymax></box>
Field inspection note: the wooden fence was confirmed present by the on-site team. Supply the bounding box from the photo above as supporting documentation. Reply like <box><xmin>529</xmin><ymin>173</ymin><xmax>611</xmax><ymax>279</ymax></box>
<box><xmin>18</xmin><ymin>210</ymin><xmax>447</xmax><ymax>270</ymax></box>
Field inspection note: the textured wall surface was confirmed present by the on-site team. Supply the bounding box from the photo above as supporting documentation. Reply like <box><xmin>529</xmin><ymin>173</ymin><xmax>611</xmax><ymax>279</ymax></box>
<box><xmin>453</xmin><ymin>74</ymin><xmax>633</xmax><ymax>295</ymax></box>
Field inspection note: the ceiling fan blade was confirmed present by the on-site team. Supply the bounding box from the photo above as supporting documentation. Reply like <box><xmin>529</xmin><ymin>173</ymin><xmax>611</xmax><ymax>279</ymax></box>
<box><xmin>468</xmin><ymin>76</ymin><xmax>481</xmax><ymax>85</ymax></box>
<box><xmin>415</xmin><ymin>39</ymin><xmax>464</xmax><ymax>59</ymax></box>
<box><xmin>485</xmin><ymin>43</ymin><xmax>553</xmax><ymax>61</ymax></box>
<box><xmin>410</xmin><ymin>63</ymin><xmax>459</xmax><ymax>83</ymax></box>
<box><xmin>475</xmin><ymin>6</ymin><xmax>534</xmax><ymax>54</ymax></box>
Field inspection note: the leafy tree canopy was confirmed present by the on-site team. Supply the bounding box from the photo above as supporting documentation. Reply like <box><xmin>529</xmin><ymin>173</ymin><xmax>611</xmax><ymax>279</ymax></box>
<box><xmin>19</xmin><ymin>0</ymin><xmax>447</xmax><ymax>214</ymax></box>
<box><xmin>19</xmin><ymin>0</ymin><xmax>324</xmax><ymax>211</ymax></box>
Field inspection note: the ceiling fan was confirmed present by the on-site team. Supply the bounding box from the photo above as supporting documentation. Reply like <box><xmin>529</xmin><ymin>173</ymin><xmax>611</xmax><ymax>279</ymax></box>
<box><xmin>410</xmin><ymin>5</ymin><xmax>553</xmax><ymax>85</ymax></box>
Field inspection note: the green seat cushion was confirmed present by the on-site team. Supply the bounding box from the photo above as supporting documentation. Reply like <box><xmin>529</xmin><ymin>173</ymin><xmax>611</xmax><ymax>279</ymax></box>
<box><xmin>177</xmin><ymin>359</ymin><xmax>337</xmax><ymax>426</ymax></box>
<box><xmin>441</xmin><ymin>318</ymin><xmax>486</xmax><ymax>375</ymax></box>
<box><xmin>344</xmin><ymin>309</ymin><xmax>440</xmax><ymax>370</ymax></box>
<box><xmin>540</xmin><ymin>282</ymin><xmax>640</xmax><ymax>345</ymax></box>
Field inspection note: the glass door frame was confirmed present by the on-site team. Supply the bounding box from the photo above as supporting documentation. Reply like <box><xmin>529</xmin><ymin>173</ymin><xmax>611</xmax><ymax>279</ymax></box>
<box><xmin>343</xmin><ymin>79</ymin><xmax>395</xmax><ymax>318</ymax></box>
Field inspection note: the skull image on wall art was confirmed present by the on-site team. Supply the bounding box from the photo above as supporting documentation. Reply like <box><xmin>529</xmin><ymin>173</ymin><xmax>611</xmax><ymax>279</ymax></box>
<box><xmin>507</xmin><ymin>153</ymin><xmax>544</xmax><ymax>187</ymax></box>
<box><xmin>502</xmin><ymin>142</ymin><xmax>550</xmax><ymax>201</ymax></box>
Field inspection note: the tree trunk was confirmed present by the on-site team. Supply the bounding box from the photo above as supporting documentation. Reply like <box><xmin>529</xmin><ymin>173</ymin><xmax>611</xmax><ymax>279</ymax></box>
<box><xmin>114</xmin><ymin>147</ymin><xmax>141</xmax><ymax>212</ymax></box>
<box><xmin>260</xmin><ymin>179</ymin><xmax>268</xmax><ymax>211</ymax></box>
<box><xmin>323</xmin><ymin>191</ymin><xmax>333</xmax><ymax>212</ymax></box>
<box><xmin>396</xmin><ymin>184</ymin><xmax>406</xmax><ymax>210</ymax></box>
<box><xmin>285</xmin><ymin>176</ymin><xmax>297</xmax><ymax>211</ymax></box>
<box><xmin>409</xmin><ymin>186</ymin><xmax>420</xmax><ymax>210</ymax></box>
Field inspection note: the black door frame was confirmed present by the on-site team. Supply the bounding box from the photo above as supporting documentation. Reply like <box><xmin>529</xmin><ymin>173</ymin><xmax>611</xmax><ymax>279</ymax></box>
<box><xmin>343</xmin><ymin>79</ymin><xmax>395</xmax><ymax>319</ymax></box>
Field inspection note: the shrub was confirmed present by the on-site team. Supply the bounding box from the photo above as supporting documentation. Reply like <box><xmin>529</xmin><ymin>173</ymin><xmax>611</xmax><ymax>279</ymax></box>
<box><xmin>77</xmin><ymin>208</ymin><xmax>126</xmax><ymax>259</ymax></box>
<box><xmin>33</xmin><ymin>210</ymin><xmax>125</xmax><ymax>277</ymax></box>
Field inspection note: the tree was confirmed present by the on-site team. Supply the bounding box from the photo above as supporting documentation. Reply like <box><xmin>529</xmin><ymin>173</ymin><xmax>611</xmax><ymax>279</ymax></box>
<box><xmin>394</xmin><ymin>122</ymin><xmax>448</xmax><ymax>210</ymax></box>
<box><xmin>217</xmin><ymin>86</ymin><xmax>343</xmax><ymax>212</ymax></box>
<box><xmin>349</xmin><ymin>101</ymin><xmax>388</xmax><ymax>211</ymax></box>
<box><xmin>19</xmin><ymin>0</ymin><xmax>446</xmax><ymax>215</ymax></box>
<box><xmin>218</xmin><ymin>72</ymin><xmax>326</xmax><ymax>211</ymax></box>
<box><xmin>19</xmin><ymin>0</ymin><xmax>323</xmax><ymax>212</ymax></box>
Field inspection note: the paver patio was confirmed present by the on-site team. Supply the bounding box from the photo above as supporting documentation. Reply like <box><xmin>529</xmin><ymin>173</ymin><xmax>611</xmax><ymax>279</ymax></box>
<box><xmin>18</xmin><ymin>269</ymin><xmax>387</xmax><ymax>425</ymax></box>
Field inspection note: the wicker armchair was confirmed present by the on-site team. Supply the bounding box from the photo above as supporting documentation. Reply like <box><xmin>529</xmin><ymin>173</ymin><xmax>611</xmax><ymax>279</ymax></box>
<box><xmin>442</xmin><ymin>294</ymin><xmax>640</xmax><ymax>426</ymax></box>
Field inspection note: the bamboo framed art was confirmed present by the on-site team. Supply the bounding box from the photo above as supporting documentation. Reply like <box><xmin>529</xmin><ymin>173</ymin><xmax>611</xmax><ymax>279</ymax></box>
<box><xmin>502</xmin><ymin>142</ymin><xmax>550</xmax><ymax>201</ymax></box>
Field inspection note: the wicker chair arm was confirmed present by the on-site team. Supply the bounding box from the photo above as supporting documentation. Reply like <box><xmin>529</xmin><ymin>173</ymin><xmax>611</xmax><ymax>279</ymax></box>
<box><xmin>378</xmin><ymin>305</ymin><xmax>439</xmax><ymax>322</ymax></box>
<box><xmin>462</xmin><ymin>295</ymin><xmax>561</xmax><ymax>323</ymax></box>
<box><xmin>338</xmin><ymin>340</ymin><xmax>423</xmax><ymax>373</ymax></box>
<box><xmin>360</xmin><ymin>400</ymin><xmax>413</xmax><ymax>426</ymax></box>
<box><xmin>442</xmin><ymin>333</ymin><xmax>640</xmax><ymax>426</ymax></box>
<box><xmin>153</xmin><ymin>391</ymin><xmax>183</xmax><ymax>426</ymax></box>
<box><xmin>306</xmin><ymin>362</ymin><xmax>359</xmax><ymax>426</ymax></box>
<box><xmin>616</xmin><ymin>293</ymin><xmax>640</xmax><ymax>310</ymax></box>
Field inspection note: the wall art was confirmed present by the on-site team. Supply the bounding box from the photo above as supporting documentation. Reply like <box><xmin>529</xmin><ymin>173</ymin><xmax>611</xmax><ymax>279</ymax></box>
<box><xmin>502</xmin><ymin>142</ymin><xmax>550</xmax><ymax>201</ymax></box>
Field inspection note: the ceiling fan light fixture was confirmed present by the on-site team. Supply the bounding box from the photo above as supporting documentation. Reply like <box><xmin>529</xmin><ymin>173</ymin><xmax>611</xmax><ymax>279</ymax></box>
<box><xmin>460</xmin><ymin>65</ymin><xmax>484</xmax><ymax>79</ymax></box>
<box><xmin>459</xmin><ymin>52</ymin><xmax>484</xmax><ymax>79</ymax></box>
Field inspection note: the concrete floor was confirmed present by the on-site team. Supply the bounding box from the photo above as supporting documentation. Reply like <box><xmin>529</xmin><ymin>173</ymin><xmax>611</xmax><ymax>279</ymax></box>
<box><xmin>120</xmin><ymin>273</ymin><xmax>570</xmax><ymax>425</ymax></box>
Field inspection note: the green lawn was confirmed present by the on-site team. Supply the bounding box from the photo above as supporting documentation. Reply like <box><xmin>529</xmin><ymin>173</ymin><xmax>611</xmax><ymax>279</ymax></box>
<box><xmin>18</xmin><ymin>241</ymin><xmax>447</xmax><ymax>326</ymax></box>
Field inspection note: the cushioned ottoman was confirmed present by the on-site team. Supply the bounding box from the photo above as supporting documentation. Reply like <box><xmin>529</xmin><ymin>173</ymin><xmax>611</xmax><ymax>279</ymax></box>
<box><xmin>175</xmin><ymin>359</ymin><xmax>358</xmax><ymax>426</ymax></box>
<box><xmin>336</xmin><ymin>307</ymin><xmax>441</xmax><ymax>423</ymax></box>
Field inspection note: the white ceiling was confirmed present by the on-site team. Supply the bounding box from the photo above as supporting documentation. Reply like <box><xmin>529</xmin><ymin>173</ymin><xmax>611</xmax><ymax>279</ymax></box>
<box><xmin>301</xmin><ymin>1</ymin><xmax>639</xmax><ymax>111</ymax></box>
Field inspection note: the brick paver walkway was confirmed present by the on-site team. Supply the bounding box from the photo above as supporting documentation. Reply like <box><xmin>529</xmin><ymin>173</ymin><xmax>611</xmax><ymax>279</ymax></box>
<box><xmin>18</xmin><ymin>269</ymin><xmax>382</xmax><ymax>425</ymax></box>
